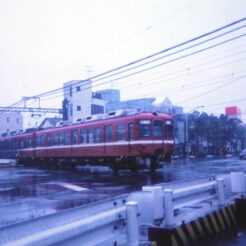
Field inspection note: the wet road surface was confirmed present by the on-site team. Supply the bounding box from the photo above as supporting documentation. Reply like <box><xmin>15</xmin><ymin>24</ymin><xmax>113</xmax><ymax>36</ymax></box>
<box><xmin>0</xmin><ymin>157</ymin><xmax>246</xmax><ymax>236</ymax></box>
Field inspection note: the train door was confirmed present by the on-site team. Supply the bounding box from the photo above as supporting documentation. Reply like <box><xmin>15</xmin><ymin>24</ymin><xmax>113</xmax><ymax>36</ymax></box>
<box><xmin>33</xmin><ymin>132</ymin><xmax>36</xmax><ymax>159</ymax></box>
<box><xmin>128</xmin><ymin>123</ymin><xmax>133</xmax><ymax>152</ymax></box>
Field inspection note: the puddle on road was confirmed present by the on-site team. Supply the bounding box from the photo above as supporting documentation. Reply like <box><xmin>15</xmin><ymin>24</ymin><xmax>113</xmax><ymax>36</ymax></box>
<box><xmin>2</xmin><ymin>159</ymin><xmax>246</xmax><ymax>228</ymax></box>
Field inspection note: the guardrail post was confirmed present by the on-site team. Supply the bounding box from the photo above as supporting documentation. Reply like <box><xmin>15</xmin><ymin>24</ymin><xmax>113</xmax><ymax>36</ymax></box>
<box><xmin>163</xmin><ymin>189</ymin><xmax>174</xmax><ymax>227</ymax></box>
<box><xmin>142</xmin><ymin>186</ymin><xmax>164</xmax><ymax>223</ymax></box>
<box><xmin>216</xmin><ymin>178</ymin><xmax>225</xmax><ymax>206</ymax></box>
<box><xmin>231</xmin><ymin>172</ymin><xmax>246</xmax><ymax>194</ymax></box>
<box><xmin>126</xmin><ymin>201</ymin><xmax>139</xmax><ymax>246</ymax></box>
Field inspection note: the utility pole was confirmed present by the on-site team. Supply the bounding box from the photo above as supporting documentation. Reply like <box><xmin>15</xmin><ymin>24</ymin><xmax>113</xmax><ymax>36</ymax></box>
<box><xmin>22</xmin><ymin>96</ymin><xmax>41</xmax><ymax>108</ymax></box>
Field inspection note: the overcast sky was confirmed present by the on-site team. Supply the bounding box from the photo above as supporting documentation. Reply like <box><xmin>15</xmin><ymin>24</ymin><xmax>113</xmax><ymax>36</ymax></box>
<box><xmin>0</xmin><ymin>0</ymin><xmax>245</xmax><ymax>119</ymax></box>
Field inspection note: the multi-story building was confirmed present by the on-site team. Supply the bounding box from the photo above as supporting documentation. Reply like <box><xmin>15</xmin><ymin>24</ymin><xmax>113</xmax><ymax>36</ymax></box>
<box><xmin>63</xmin><ymin>80</ymin><xmax>106</xmax><ymax>123</ymax></box>
<box><xmin>95</xmin><ymin>89</ymin><xmax>120</xmax><ymax>103</ymax></box>
<box><xmin>105</xmin><ymin>97</ymin><xmax>156</xmax><ymax>113</ymax></box>
<box><xmin>0</xmin><ymin>112</ymin><xmax>23</xmax><ymax>135</ymax></box>
<box><xmin>22</xmin><ymin>112</ymin><xmax>61</xmax><ymax>131</ymax></box>
<box><xmin>94</xmin><ymin>90</ymin><xmax>183</xmax><ymax>115</ymax></box>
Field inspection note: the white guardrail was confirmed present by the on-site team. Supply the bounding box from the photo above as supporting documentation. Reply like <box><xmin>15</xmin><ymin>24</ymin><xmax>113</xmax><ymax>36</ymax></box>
<box><xmin>0</xmin><ymin>172</ymin><xmax>246</xmax><ymax>245</ymax></box>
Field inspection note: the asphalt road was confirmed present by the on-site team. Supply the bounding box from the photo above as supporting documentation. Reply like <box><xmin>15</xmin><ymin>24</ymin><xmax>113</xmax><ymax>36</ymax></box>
<box><xmin>0</xmin><ymin>157</ymin><xmax>246</xmax><ymax>230</ymax></box>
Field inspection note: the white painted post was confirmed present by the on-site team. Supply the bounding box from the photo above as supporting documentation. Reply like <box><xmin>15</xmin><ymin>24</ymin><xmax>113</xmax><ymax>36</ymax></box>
<box><xmin>231</xmin><ymin>172</ymin><xmax>246</xmax><ymax>193</ymax></box>
<box><xmin>163</xmin><ymin>189</ymin><xmax>174</xmax><ymax>227</ymax></box>
<box><xmin>126</xmin><ymin>201</ymin><xmax>139</xmax><ymax>246</ymax></box>
<box><xmin>245</xmin><ymin>174</ymin><xmax>246</xmax><ymax>193</ymax></box>
<box><xmin>216</xmin><ymin>178</ymin><xmax>225</xmax><ymax>206</ymax></box>
<box><xmin>142</xmin><ymin>186</ymin><xmax>164</xmax><ymax>222</ymax></box>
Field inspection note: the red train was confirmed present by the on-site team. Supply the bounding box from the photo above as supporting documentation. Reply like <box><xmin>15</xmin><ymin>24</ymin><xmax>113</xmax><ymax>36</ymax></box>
<box><xmin>0</xmin><ymin>111</ymin><xmax>174</xmax><ymax>171</ymax></box>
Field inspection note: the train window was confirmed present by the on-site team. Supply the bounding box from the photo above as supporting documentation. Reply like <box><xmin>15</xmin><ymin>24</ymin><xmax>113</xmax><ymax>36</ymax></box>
<box><xmin>153</xmin><ymin>120</ymin><xmax>163</xmax><ymax>138</ymax></box>
<box><xmin>88</xmin><ymin>129</ymin><xmax>94</xmax><ymax>143</ymax></box>
<box><xmin>129</xmin><ymin>123</ymin><xmax>133</xmax><ymax>141</ymax></box>
<box><xmin>53</xmin><ymin>133</ymin><xmax>59</xmax><ymax>145</ymax></box>
<box><xmin>36</xmin><ymin>135</ymin><xmax>45</xmax><ymax>147</ymax></box>
<box><xmin>12</xmin><ymin>139</ymin><xmax>16</xmax><ymax>149</ymax></box>
<box><xmin>24</xmin><ymin>138</ymin><xmax>27</xmax><ymax>147</ymax></box>
<box><xmin>165</xmin><ymin>120</ymin><xmax>173</xmax><ymax>139</ymax></box>
<box><xmin>24</xmin><ymin>138</ymin><xmax>28</xmax><ymax>148</ymax></box>
<box><xmin>20</xmin><ymin>139</ymin><xmax>24</xmax><ymax>149</ymax></box>
<box><xmin>36</xmin><ymin>136</ymin><xmax>39</xmax><ymax>147</ymax></box>
<box><xmin>59</xmin><ymin>133</ymin><xmax>65</xmax><ymax>145</ymax></box>
<box><xmin>64</xmin><ymin>132</ymin><xmax>70</xmax><ymax>145</ymax></box>
<box><xmin>72</xmin><ymin>129</ymin><xmax>79</xmax><ymax>144</ymax></box>
<box><xmin>139</xmin><ymin>120</ymin><xmax>151</xmax><ymax>138</ymax></box>
<box><xmin>29</xmin><ymin>137</ymin><xmax>33</xmax><ymax>147</ymax></box>
<box><xmin>116</xmin><ymin>124</ymin><xmax>126</xmax><ymax>141</ymax></box>
<box><xmin>80</xmin><ymin>129</ymin><xmax>87</xmax><ymax>143</ymax></box>
<box><xmin>105</xmin><ymin>125</ymin><xmax>113</xmax><ymax>142</ymax></box>
<box><xmin>47</xmin><ymin>134</ymin><xmax>51</xmax><ymax>146</ymax></box>
<box><xmin>95</xmin><ymin>128</ymin><xmax>101</xmax><ymax>143</ymax></box>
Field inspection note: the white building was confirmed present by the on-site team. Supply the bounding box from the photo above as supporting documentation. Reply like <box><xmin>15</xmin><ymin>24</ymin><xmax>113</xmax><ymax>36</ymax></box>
<box><xmin>63</xmin><ymin>80</ymin><xmax>106</xmax><ymax>123</ymax></box>
<box><xmin>22</xmin><ymin>112</ymin><xmax>61</xmax><ymax>131</ymax></box>
<box><xmin>0</xmin><ymin>112</ymin><xmax>23</xmax><ymax>135</ymax></box>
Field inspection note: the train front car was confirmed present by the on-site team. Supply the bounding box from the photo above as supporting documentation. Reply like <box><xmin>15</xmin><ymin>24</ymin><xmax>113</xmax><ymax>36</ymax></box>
<box><xmin>133</xmin><ymin>112</ymin><xmax>174</xmax><ymax>170</ymax></box>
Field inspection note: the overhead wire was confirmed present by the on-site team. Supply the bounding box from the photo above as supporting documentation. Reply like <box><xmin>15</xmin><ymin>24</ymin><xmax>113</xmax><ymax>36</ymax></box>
<box><xmin>32</xmin><ymin>18</ymin><xmax>246</xmax><ymax>99</ymax></box>
<box><xmin>40</xmin><ymin>54</ymin><xmax>246</xmax><ymax>104</ymax></box>
<box><xmin>90</xmin><ymin>24</ymin><xmax>246</xmax><ymax>85</ymax></box>
<box><xmin>119</xmin><ymin>52</ymin><xmax>246</xmax><ymax>92</ymax></box>
<box><xmin>36</xmin><ymin>31</ymin><xmax>246</xmax><ymax>102</ymax></box>
<box><xmin>177</xmin><ymin>75</ymin><xmax>246</xmax><ymax>104</ymax></box>
<box><xmin>6</xmin><ymin>17</ymin><xmax>246</xmax><ymax>112</ymax></box>
<box><xmin>12</xmin><ymin>0</ymin><xmax>199</xmax><ymax>96</ymax></box>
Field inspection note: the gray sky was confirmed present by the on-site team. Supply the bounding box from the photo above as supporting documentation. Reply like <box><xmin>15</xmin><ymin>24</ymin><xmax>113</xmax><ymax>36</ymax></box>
<box><xmin>0</xmin><ymin>0</ymin><xmax>245</xmax><ymax>118</ymax></box>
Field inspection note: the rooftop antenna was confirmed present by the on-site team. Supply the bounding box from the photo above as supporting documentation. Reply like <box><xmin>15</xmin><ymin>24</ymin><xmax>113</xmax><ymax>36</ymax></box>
<box><xmin>85</xmin><ymin>66</ymin><xmax>93</xmax><ymax>79</ymax></box>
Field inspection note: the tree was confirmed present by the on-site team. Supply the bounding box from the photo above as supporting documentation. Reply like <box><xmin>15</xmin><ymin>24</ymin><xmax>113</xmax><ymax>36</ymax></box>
<box><xmin>187</xmin><ymin>112</ymin><xmax>246</xmax><ymax>156</ymax></box>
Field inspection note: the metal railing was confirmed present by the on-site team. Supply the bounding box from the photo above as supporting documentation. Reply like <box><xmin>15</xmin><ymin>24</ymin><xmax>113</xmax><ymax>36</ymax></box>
<box><xmin>0</xmin><ymin>172</ymin><xmax>245</xmax><ymax>245</ymax></box>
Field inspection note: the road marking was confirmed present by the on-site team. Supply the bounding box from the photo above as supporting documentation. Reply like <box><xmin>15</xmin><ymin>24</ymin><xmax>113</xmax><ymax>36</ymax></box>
<box><xmin>50</xmin><ymin>182</ymin><xmax>88</xmax><ymax>191</ymax></box>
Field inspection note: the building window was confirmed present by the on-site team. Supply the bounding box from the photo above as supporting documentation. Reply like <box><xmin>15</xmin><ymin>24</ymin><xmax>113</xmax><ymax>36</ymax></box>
<box><xmin>70</xmin><ymin>104</ymin><xmax>73</xmax><ymax>116</ymax></box>
<box><xmin>77</xmin><ymin>105</ymin><xmax>81</xmax><ymax>111</ymax></box>
<box><xmin>69</xmin><ymin>86</ymin><xmax>73</xmax><ymax>97</ymax></box>
<box><xmin>91</xmin><ymin>104</ymin><xmax>104</xmax><ymax>115</ymax></box>
<box><xmin>16</xmin><ymin>118</ymin><xmax>19</xmax><ymax>124</ymax></box>
<box><xmin>6</xmin><ymin>117</ymin><xmax>9</xmax><ymax>123</ymax></box>
<box><xmin>76</xmin><ymin>86</ymin><xmax>80</xmax><ymax>91</ymax></box>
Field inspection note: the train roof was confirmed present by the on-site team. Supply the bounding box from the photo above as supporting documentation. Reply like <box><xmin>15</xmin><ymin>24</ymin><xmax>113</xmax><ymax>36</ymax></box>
<box><xmin>0</xmin><ymin>111</ymin><xmax>173</xmax><ymax>138</ymax></box>
<box><xmin>36</xmin><ymin>111</ymin><xmax>172</xmax><ymax>134</ymax></box>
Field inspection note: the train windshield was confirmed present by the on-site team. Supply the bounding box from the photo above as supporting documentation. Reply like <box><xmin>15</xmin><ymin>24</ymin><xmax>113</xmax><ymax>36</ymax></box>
<box><xmin>153</xmin><ymin>120</ymin><xmax>163</xmax><ymax>138</ymax></box>
<box><xmin>165</xmin><ymin>120</ymin><xmax>173</xmax><ymax>139</ymax></box>
<box><xmin>139</xmin><ymin>120</ymin><xmax>151</xmax><ymax>138</ymax></box>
